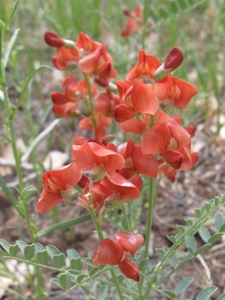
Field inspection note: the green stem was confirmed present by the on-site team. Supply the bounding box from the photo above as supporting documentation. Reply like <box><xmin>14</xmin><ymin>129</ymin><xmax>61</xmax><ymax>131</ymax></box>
<box><xmin>144</xmin><ymin>177</ymin><xmax>154</xmax><ymax>259</ymax></box>
<box><xmin>140</xmin><ymin>177</ymin><xmax>155</xmax><ymax>293</ymax></box>
<box><xmin>121</xmin><ymin>204</ymin><xmax>131</xmax><ymax>231</ymax></box>
<box><xmin>142</xmin><ymin>0</ymin><xmax>149</xmax><ymax>49</ymax></box>
<box><xmin>82</xmin><ymin>72</ymin><xmax>96</xmax><ymax>128</ymax></box>
<box><xmin>92</xmin><ymin>0</ymin><xmax>101</xmax><ymax>39</ymax></box>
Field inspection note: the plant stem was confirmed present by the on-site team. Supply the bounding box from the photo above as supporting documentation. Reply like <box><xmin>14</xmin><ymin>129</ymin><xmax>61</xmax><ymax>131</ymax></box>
<box><xmin>82</xmin><ymin>72</ymin><xmax>97</xmax><ymax>128</ymax></box>
<box><xmin>122</xmin><ymin>204</ymin><xmax>131</xmax><ymax>231</ymax></box>
<box><xmin>144</xmin><ymin>177</ymin><xmax>154</xmax><ymax>259</ymax></box>
<box><xmin>142</xmin><ymin>0</ymin><xmax>149</xmax><ymax>49</ymax></box>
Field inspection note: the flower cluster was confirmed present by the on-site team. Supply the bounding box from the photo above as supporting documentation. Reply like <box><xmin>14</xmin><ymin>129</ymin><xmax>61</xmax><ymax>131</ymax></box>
<box><xmin>120</xmin><ymin>6</ymin><xmax>152</xmax><ymax>38</ymax></box>
<box><xmin>37</xmin><ymin>29</ymin><xmax>199</xmax><ymax>281</ymax></box>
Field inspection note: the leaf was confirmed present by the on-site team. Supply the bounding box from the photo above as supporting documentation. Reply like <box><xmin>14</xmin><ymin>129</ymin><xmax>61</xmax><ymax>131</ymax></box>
<box><xmin>214</xmin><ymin>213</ymin><xmax>224</xmax><ymax>232</ymax></box>
<box><xmin>37</xmin><ymin>214</ymin><xmax>92</xmax><ymax>237</ymax></box>
<box><xmin>89</xmin><ymin>267</ymin><xmax>99</xmax><ymax>277</ymax></box>
<box><xmin>36</xmin><ymin>250</ymin><xmax>49</xmax><ymax>265</ymax></box>
<box><xmin>76</xmin><ymin>274</ymin><xmax>86</xmax><ymax>284</ymax></box>
<box><xmin>116</xmin><ymin>275</ymin><xmax>124</xmax><ymax>284</ymax></box>
<box><xmin>193</xmin><ymin>244</ymin><xmax>211</xmax><ymax>256</ymax></box>
<box><xmin>2</xmin><ymin>0</ymin><xmax>19</xmax><ymax>34</ymax></box>
<box><xmin>24</xmin><ymin>244</ymin><xmax>35</xmax><ymax>260</ymax></box>
<box><xmin>52</xmin><ymin>253</ymin><xmax>66</xmax><ymax>269</ymax></box>
<box><xmin>185</xmin><ymin>236</ymin><xmax>197</xmax><ymax>254</ymax></box>
<box><xmin>21</xmin><ymin>119</ymin><xmax>60</xmax><ymax>162</ymax></box>
<box><xmin>67</xmin><ymin>248</ymin><xmax>79</xmax><ymax>260</ymax></box>
<box><xmin>59</xmin><ymin>272</ymin><xmax>71</xmax><ymax>291</ymax></box>
<box><xmin>167</xmin><ymin>235</ymin><xmax>177</xmax><ymax>243</ymax></box>
<box><xmin>0</xmin><ymin>239</ymin><xmax>10</xmax><ymax>252</ymax></box>
<box><xmin>207</xmin><ymin>233</ymin><xmax>224</xmax><ymax>244</ymax></box>
<box><xmin>0</xmin><ymin>177</ymin><xmax>24</xmax><ymax>217</ymax></box>
<box><xmin>174</xmin><ymin>277</ymin><xmax>194</xmax><ymax>295</ymax></box>
<box><xmin>17</xmin><ymin>240</ymin><xmax>27</xmax><ymax>255</ymax></box>
<box><xmin>195</xmin><ymin>286</ymin><xmax>218</xmax><ymax>300</ymax></box>
<box><xmin>138</xmin><ymin>258</ymin><xmax>148</xmax><ymax>271</ymax></box>
<box><xmin>194</xmin><ymin>208</ymin><xmax>202</xmax><ymax>218</ymax></box>
<box><xmin>177</xmin><ymin>225</ymin><xmax>185</xmax><ymax>233</ymax></box>
<box><xmin>199</xmin><ymin>227</ymin><xmax>211</xmax><ymax>242</ymax></box>
<box><xmin>21</xmin><ymin>185</ymin><xmax>37</xmax><ymax>200</ymax></box>
<box><xmin>162</xmin><ymin>290</ymin><xmax>177</xmax><ymax>299</ymax></box>
<box><xmin>169</xmin><ymin>254</ymin><xmax>177</xmax><ymax>268</ymax></box>
<box><xmin>70</xmin><ymin>258</ymin><xmax>82</xmax><ymax>271</ymax></box>
<box><xmin>3</xmin><ymin>28</ymin><xmax>20</xmax><ymax>68</ymax></box>
<box><xmin>51</xmin><ymin>278</ymin><xmax>61</xmax><ymax>288</ymax></box>
<box><xmin>217</xmin><ymin>294</ymin><xmax>225</xmax><ymax>300</ymax></box>
<box><xmin>219</xmin><ymin>223</ymin><xmax>225</xmax><ymax>232</ymax></box>
<box><xmin>9</xmin><ymin>244</ymin><xmax>19</xmax><ymax>256</ymax></box>
<box><xmin>46</xmin><ymin>245</ymin><xmax>60</xmax><ymax>259</ymax></box>
<box><xmin>34</xmin><ymin>243</ymin><xmax>45</xmax><ymax>253</ymax></box>
<box><xmin>205</xmin><ymin>203</ymin><xmax>211</xmax><ymax>212</ymax></box>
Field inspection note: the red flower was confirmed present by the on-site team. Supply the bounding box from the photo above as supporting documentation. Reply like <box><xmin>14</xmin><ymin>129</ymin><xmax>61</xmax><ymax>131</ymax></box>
<box><xmin>36</xmin><ymin>162</ymin><xmax>82</xmax><ymax>213</ymax></box>
<box><xmin>52</xmin><ymin>48</ymin><xmax>80</xmax><ymax>70</ymax></box>
<box><xmin>76</xmin><ymin>32</ymin><xmax>101</xmax><ymax>52</ymax></box>
<box><xmin>94</xmin><ymin>91</ymin><xmax>119</xmax><ymax>117</ymax></box>
<box><xmin>126</xmin><ymin>50</ymin><xmax>161</xmax><ymax>82</ymax></box>
<box><xmin>92</xmin><ymin>232</ymin><xmax>144</xmax><ymax>281</ymax></box>
<box><xmin>79</xmin><ymin>172</ymin><xmax>141</xmax><ymax>211</ymax></box>
<box><xmin>53</xmin><ymin>102</ymin><xmax>79</xmax><ymax>117</ymax></box>
<box><xmin>142</xmin><ymin>112</ymin><xmax>191</xmax><ymax>169</ymax></box>
<box><xmin>115</xmin><ymin>80</ymin><xmax>158</xmax><ymax>122</ymax></box>
<box><xmin>79</xmin><ymin>44</ymin><xmax>117</xmax><ymax>78</ymax></box>
<box><xmin>155</xmin><ymin>76</ymin><xmax>198</xmax><ymax>110</ymax></box>
<box><xmin>117</xmin><ymin>139</ymin><xmax>158</xmax><ymax>178</ymax></box>
<box><xmin>52</xmin><ymin>75</ymin><xmax>98</xmax><ymax>104</ymax></box>
<box><xmin>119</xmin><ymin>119</ymin><xmax>146</xmax><ymax>135</ymax></box>
<box><xmin>72</xmin><ymin>142</ymin><xmax>125</xmax><ymax>175</ymax></box>
<box><xmin>79</xmin><ymin>113</ymin><xmax>112</xmax><ymax>144</ymax></box>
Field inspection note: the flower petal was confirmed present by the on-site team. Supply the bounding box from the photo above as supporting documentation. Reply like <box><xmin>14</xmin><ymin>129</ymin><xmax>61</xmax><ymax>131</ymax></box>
<box><xmin>115</xmin><ymin>232</ymin><xmax>144</xmax><ymax>256</ymax></box>
<box><xmin>172</xmin><ymin>77</ymin><xmax>198</xmax><ymax>109</ymax></box>
<box><xmin>142</xmin><ymin>122</ymin><xmax>171</xmax><ymax>154</ymax></box>
<box><xmin>92</xmin><ymin>238</ymin><xmax>123</xmax><ymax>265</ymax></box>
<box><xmin>118</xmin><ymin>259</ymin><xmax>140</xmax><ymax>281</ymax></box>
<box><xmin>114</xmin><ymin>104</ymin><xmax>137</xmax><ymax>122</ymax></box>
<box><xmin>131</xmin><ymin>81</ymin><xmax>158</xmax><ymax>114</ymax></box>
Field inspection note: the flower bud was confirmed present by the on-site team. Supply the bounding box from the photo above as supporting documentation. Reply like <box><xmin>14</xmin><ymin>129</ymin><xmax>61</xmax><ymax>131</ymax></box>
<box><xmin>44</xmin><ymin>31</ymin><xmax>75</xmax><ymax>49</ymax></box>
<box><xmin>154</xmin><ymin>46</ymin><xmax>184</xmax><ymax>81</ymax></box>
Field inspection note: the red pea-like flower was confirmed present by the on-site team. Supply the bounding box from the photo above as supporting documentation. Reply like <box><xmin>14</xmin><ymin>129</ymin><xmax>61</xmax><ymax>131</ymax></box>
<box><xmin>92</xmin><ymin>232</ymin><xmax>144</xmax><ymax>281</ymax></box>
<box><xmin>36</xmin><ymin>162</ymin><xmax>82</xmax><ymax>213</ymax></box>
<box><xmin>72</xmin><ymin>142</ymin><xmax>125</xmax><ymax>175</ymax></box>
